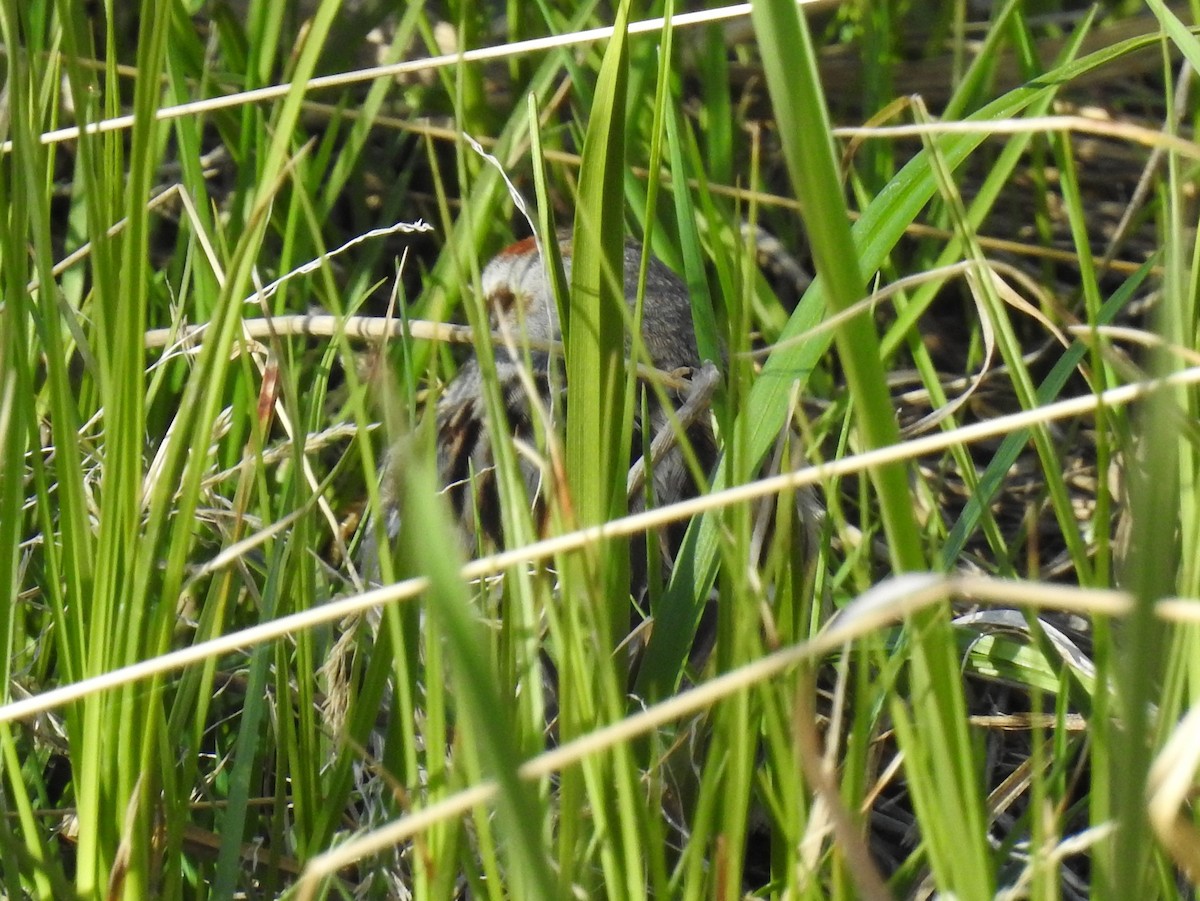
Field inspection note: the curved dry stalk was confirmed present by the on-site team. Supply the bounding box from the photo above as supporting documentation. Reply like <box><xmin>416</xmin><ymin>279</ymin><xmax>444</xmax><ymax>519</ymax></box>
<box><xmin>0</xmin><ymin>5</ymin><xmax>770</xmax><ymax>155</ymax></box>
<box><xmin>833</xmin><ymin>115</ymin><xmax>1200</xmax><ymax>161</ymax></box>
<box><xmin>1147</xmin><ymin>701</ymin><xmax>1200</xmax><ymax>882</ymax></box>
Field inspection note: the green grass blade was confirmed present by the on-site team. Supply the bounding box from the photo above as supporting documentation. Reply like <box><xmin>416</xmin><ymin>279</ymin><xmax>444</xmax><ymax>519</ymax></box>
<box><xmin>749</xmin><ymin>3</ymin><xmax>991</xmax><ymax>896</ymax></box>
<box><xmin>568</xmin><ymin>0</ymin><xmax>634</xmax><ymax>651</ymax></box>
<box><xmin>402</xmin><ymin>439</ymin><xmax>559</xmax><ymax>900</ymax></box>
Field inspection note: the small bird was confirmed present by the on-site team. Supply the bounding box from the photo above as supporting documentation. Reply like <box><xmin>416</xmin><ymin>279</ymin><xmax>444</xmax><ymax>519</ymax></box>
<box><xmin>364</xmin><ymin>232</ymin><xmax>719</xmax><ymax>585</ymax></box>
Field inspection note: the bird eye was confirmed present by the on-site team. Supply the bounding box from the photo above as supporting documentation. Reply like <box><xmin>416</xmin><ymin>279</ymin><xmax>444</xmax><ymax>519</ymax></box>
<box><xmin>488</xmin><ymin>286</ymin><xmax>518</xmax><ymax>317</ymax></box>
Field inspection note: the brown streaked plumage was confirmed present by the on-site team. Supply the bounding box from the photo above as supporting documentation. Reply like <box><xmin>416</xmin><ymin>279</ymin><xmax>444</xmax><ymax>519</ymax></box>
<box><xmin>363</xmin><ymin>233</ymin><xmax>719</xmax><ymax>587</ymax></box>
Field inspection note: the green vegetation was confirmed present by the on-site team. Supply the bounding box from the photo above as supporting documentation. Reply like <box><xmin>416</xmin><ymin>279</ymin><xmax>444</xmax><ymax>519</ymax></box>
<box><xmin>2</xmin><ymin>0</ymin><xmax>1197</xmax><ymax>898</ymax></box>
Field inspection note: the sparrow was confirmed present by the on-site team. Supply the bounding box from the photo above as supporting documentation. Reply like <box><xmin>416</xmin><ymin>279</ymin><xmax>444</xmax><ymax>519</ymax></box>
<box><xmin>363</xmin><ymin>232</ymin><xmax>719</xmax><ymax>585</ymax></box>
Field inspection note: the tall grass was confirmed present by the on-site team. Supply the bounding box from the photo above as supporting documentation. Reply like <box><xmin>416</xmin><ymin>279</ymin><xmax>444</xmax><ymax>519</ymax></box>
<box><xmin>2</xmin><ymin>0</ymin><xmax>1199</xmax><ymax>899</ymax></box>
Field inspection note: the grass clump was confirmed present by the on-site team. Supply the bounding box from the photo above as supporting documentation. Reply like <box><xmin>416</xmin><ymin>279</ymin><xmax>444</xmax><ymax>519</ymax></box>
<box><xmin>2</xmin><ymin>1</ymin><xmax>1199</xmax><ymax>899</ymax></box>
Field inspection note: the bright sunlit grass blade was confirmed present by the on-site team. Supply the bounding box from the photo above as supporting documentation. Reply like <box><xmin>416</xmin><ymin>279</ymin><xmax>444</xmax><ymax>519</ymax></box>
<box><xmin>750</xmin><ymin>0</ymin><xmax>916</xmax><ymax>568</ymax></box>
<box><xmin>1103</xmin><ymin>42</ymin><xmax>1191</xmax><ymax>895</ymax></box>
<box><xmin>402</xmin><ymin>441</ymin><xmax>559</xmax><ymax>900</ymax></box>
<box><xmin>664</xmin><ymin>105</ymin><xmax>722</xmax><ymax>365</ymax></box>
<box><xmin>568</xmin><ymin>0</ymin><xmax>634</xmax><ymax>651</ymax></box>
<box><xmin>18</xmin><ymin>1</ymin><xmax>123</xmax><ymax>892</ymax></box>
<box><xmin>751</xmin><ymin>1</ymin><xmax>993</xmax><ymax>896</ymax></box>
<box><xmin>103</xmin><ymin>11</ymin><xmax>173</xmax><ymax>891</ymax></box>
<box><xmin>0</xmin><ymin>22</ymin><xmax>67</xmax><ymax>875</ymax></box>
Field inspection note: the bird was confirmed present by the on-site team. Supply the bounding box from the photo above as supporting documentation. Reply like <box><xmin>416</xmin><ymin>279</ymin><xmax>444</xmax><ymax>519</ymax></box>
<box><xmin>362</xmin><ymin>231</ymin><xmax>720</xmax><ymax>590</ymax></box>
